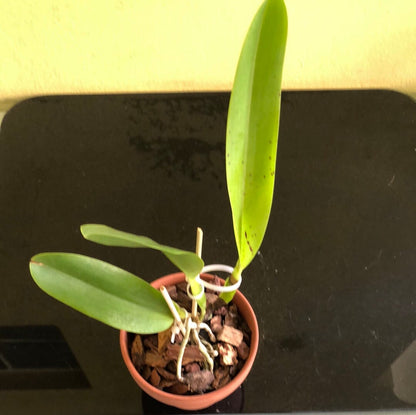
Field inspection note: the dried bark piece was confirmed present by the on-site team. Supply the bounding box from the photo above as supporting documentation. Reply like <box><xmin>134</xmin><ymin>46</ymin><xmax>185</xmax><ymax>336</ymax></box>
<box><xmin>184</xmin><ymin>362</ymin><xmax>200</xmax><ymax>373</ymax></box>
<box><xmin>176</xmin><ymin>290</ymin><xmax>192</xmax><ymax>310</ymax></box>
<box><xmin>166</xmin><ymin>284</ymin><xmax>177</xmax><ymax>300</ymax></box>
<box><xmin>237</xmin><ymin>341</ymin><xmax>250</xmax><ymax>360</ymax></box>
<box><xmin>131</xmin><ymin>334</ymin><xmax>144</xmax><ymax>369</ymax></box>
<box><xmin>174</xmin><ymin>332</ymin><xmax>184</xmax><ymax>344</ymax></box>
<box><xmin>159</xmin><ymin>378</ymin><xmax>178</xmax><ymax>389</ymax></box>
<box><xmin>240</xmin><ymin>319</ymin><xmax>251</xmax><ymax>343</ymax></box>
<box><xmin>132</xmin><ymin>281</ymin><xmax>253</xmax><ymax>394</ymax></box>
<box><xmin>176</xmin><ymin>282</ymin><xmax>188</xmax><ymax>294</ymax></box>
<box><xmin>230</xmin><ymin>359</ymin><xmax>244</xmax><ymax>377</ymax></box>
<box><xmin>205</xmin><ymin>275</ymin><xmax>222</xmax><ymax>293</ymax></box>
<box><xmin>143</xmin><ymin>335</ymin><xmax>158</xmax><ymax>352</ymax></box>
<box><xmin>218</xmin><ymin>343</ymin><xmax>238</xmax><ymax>366</ymax></box>
<box><xmin>149</xmin><ymin>368</ymin><xmax>161</xmax><ymax>387</ymax></box>
<box><xmin>183</xmin><ymin>369</ymin><xmax>214</xmax><ymax>393</ymax></box>
<box><xmin>164</xmin><ymin>344</ymin><xmax>204</xmax><ymax>365</ymax></box>
<box><xmin>156</xmin><ymin>367</ymin><xmax>177</xmax><ymax>381</ymax></box>
<box><xmin>212</xmin><ymin>366</ymin><xmax>230</xmax><ymax>390</ymax></box>
<box><xmin>212</xmin><ymin>297</ymin><xmax>227</xmax><ymax>313</ymax></box>
<box><xmin>225</xmin><ymin>304</ymin><xmax>239</xmax><ymax>328</ymax></box>
<box><xmin>205</xmin><ymin>293</ymin><xmax>218</xmax><ymax>317</ymax></box>
<box><xmin>144</xmin><ymin>350</ymin><xmax>169</xmax><ymax>368</ymax></box>
<box><xmin>217</xmin><ymin>325</ymin><xmax>244</xmax><ymax>347</ymax></box>
<box><xmin>166</xmin><ymin>382</ymin><xmax>189</xmax><ymax>395</ymax></box>
<box><xmin>205</xmin><ymin>292</ymin><xmax>219</xmax><ymax>306</ymax></box>
<box><xmin>141</xmin><ymin>365</ymin><xmax>152</xmax><ymax>381</ymax></box>
<box><xmin>210</xmin><ymin>315</ymin><xmax>222</xmax><ymax>333</ymax></box>
<box><xmin>214</xmin><ymin>305</ymin><xmax>228</xmax><ymax>316</ymax></box>
<box><xmin>166</xmin><ymin>360</ymin><xmax>178</xmax><ymax>375</ymax></box>
<box><xmin>158</xmin><ymin>327</ymin><xmax>172</xmax><ymax>353</ymax></box>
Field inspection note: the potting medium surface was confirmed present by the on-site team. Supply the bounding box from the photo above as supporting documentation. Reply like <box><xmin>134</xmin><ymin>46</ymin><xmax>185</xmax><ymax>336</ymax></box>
<box><xmin>1</xmin><ymin>90</ymin><xmax>416</xmax><ymax>414</ymax></box>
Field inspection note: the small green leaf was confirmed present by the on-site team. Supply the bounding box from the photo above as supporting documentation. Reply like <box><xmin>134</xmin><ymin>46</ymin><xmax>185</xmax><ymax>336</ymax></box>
<box><xmin>226</xmin><ymin>0</ymin><xmax>287</xmax><ymax>273</ymax></box>
<box><xmin>29</xmin><ymin>253</ymin><xmax>173</xmax><ymax>334</ymax></box>
<box><xmin>81</xmin><ymin>224</ymin><xmax>204</xmax><ymax>280</ymax></box>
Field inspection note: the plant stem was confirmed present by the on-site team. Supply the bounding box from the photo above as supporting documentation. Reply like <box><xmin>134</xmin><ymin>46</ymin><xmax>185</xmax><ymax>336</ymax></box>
<box><xmin>219</xmin><ymin>260</ymin><xmax>243</xmax><ymax>303</ymax></box>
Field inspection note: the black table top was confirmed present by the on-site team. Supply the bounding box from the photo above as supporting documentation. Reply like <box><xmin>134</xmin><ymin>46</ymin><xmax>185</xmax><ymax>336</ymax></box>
<box><xmin>1</xmin><ymin>90</ymin><xmax>416</xmax><ymax>414</ymax></box>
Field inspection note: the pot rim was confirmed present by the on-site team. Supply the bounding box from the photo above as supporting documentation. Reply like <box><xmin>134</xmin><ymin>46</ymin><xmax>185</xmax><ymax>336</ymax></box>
<box><xmin>120</xmin><ymin>272</ymin><xmax>259</xmax><ymax>410</ymax></box>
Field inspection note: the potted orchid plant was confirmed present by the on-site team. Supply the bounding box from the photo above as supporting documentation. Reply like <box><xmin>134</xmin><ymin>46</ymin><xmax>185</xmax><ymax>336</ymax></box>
<box><xmin>29</xmin><ymin>0</ymin><xmax>287</xmax><ymax>410</ymax></box>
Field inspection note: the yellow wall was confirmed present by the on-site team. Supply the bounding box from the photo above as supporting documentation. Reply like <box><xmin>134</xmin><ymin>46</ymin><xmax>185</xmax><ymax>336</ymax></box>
<box><xmin>1</xmin><ymin>0</ymin><xmax>415</xmax><ymax>114</ymax></box>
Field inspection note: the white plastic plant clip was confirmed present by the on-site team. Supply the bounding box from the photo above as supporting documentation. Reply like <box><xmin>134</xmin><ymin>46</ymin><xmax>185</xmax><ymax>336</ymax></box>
<box><xmin>198</xmin><ymin>264</ymin><xmax>242</xmax><ymax>293</ymax></box>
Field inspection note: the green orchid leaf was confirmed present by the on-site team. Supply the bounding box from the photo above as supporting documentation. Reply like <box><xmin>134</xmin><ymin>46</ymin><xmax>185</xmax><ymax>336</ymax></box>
<box><xmin>29</xmin><ymin>252</ymin><xmax>173</xmax><ymax>334</ymax></box>
<box><xmin>226</xmin><ymin>0</ymin><xmax>287</xmax><ymax>274</ymax></box>
<box><xmin>81</xmin><ymin>224</ymin><xmax>204</xmax><ymax>281</ymax></box>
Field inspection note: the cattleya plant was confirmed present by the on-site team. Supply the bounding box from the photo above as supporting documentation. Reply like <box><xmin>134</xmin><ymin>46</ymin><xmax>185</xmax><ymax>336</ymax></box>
<box><xmin>30</xmin><ymin>0</ymin><xmax>287</xmax><ymax>383</ymax></box>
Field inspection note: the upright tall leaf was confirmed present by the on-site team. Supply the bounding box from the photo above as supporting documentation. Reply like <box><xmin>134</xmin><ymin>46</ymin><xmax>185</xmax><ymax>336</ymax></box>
<box><xmin>226</xmin><ymin>0</ymin><xmax>287</xmax><ymax>278</ymax></box>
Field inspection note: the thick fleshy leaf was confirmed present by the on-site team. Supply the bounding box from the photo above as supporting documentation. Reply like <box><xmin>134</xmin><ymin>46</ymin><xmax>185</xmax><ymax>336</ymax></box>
<box><xmin>29</xmin><ymin>253</ymin><xmax>173</xmax><ymax>334</ymax></box>
<box><xmin>226</xmin><ymin>0</ymin><xmax>287</xmax><ymax>272</ymax></box>
<box><xmin>81</xmin><ymin>224</ymin><xmax>204</xmax><ymax>280</ymax></box>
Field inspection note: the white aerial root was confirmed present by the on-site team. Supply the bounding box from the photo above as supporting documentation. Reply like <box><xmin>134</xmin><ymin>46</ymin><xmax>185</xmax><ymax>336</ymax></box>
<box><xmin>160</xmin><ymin>285</ymin><xmax>186</xmax><ymax>336</ymax></box>
<box><xmin>177</xmin><ymin>316</ymin><xmax>193</xmax><ymax>381</ymax></box>
<box><xmin>159</xmin><ymin>228</ymin><xmax>243</xmax><ymax>382</ymax></box>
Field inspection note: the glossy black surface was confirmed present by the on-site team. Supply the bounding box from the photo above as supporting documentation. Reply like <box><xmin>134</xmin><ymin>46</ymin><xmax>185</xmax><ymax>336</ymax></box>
<box><xmin>1</xmin><ymin>90</ymin><xmax>416</xmax><ymax>414</ymax></box>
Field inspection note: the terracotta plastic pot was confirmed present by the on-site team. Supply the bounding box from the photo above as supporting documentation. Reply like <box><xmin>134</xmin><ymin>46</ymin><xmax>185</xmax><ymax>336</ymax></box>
<box><xmin>120</xmin><ymin>272</ymin><xmax>259</xmax><ymax>411</ymax></box>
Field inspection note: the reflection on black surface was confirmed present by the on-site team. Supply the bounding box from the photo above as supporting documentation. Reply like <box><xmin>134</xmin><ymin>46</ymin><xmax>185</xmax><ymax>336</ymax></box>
<box><xmin>377</xmin><ymin>340</ymin><xmax>416</xmax><ymax>405</ymax></box>
<box><xmin>0</xmin><ymin>91</ymin><xmax>416</xmax><ymax>413</ymax></box>
<box><xmin>141</xmin><ymin>386</ymin><xmax>244</xmax><ymax>414</ymax></box>
<box><xmin>0</xmin><ymin>326</ymin><xmax>90</xmax><ymax>389</ymax></box>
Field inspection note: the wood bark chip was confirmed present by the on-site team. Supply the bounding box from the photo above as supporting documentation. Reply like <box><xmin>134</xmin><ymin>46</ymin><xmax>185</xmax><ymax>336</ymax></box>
<box><xmin>166</xmin><ymin>284</ymin><xmax>177</xmax><ymax>300</ymax></box>
<box><xmin>205</xmin><ymin>292</ymin><xmax>218</xmax><ymax>306</ymax></box>
<box><xmin>218</xmin><ymin>343</ymin><xmax>238</xmax><ymax>366</ymax></box>
<box><xmin>131</xmin><ymin>334</ymin><xmax>144</xmax><ymax>369</ymax></box>
<box><xmin>142</xmin><ymin>365</ymin><xmax>152</xmax><ymax>381</ymax></box>
<box><xmin>164</xmin><ymin>343</ymin><xmax>204</xmax><ymax>365</ymax></box>
<box><xmin>159</xmin><ymin>378</ymin><xmax>178</xmax><ymax>389</ymax></box>
<box><xmin>213</xmin><ymin>366</ymin><xmax>231</xmax><ymax>390</ymax></box>
<box><xmin>210</xmin><ymin>315</ymin><xmax>222</xmax><ymax>333</ymax></box>
<box><xmin>158</xmin><ymin>327</ymin><xmax>172</xmax><ymax>353</ymax></box>
<box><xmin>237</xmin><ymin>340</ymin><xmax>250</xmax><ymax>360</ymax></box>
<box><xmin>149</xmin><ymin>368</ymin><xmax>161</xmax><ymax>387</ymax></box>
<box><xmin>156</xmin><ymin>367</ymin><xmax>177</xmax><ymax>381</ymax></box>
<box><xmin>217</xmin><ymin>325</ymin><xmax>244</xmax><ymax>347</ymax></box>
<box><xmin>214</xmin><ymin>305</ymin><xmax>228</xmax><ymax>316</ymax></box>
<box><xmin>166</xmin><ymin>382</ymin><xmax>189</xmax><ymax>395</ymax></box>
<box><xmin>176</xmin><ymin>290</ymin><xmax>192</xmax><ymax>310</ymax></box>
<box><xmin>131</xmin><ymin>278</ymin><xmax>252</xmax><ymax>395</ymax></box>
<box><xmin>143</xmin><ymin>335</ymin><xmax>158</xmax><ymax>352</ymax></box>
<box><xmin>205</xmin><ymin>275</ymin><xmax>222</xmax><ymax>293</ymax></box>
<box><xmin>225</xmin><ymin>304</ymin><xmax>239</xmax><ymax>327</ymax></box>
<box><xmin>144</xmin><ymin>350</ymin><xmax>169</xmax><ymax>368</ymax></box>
